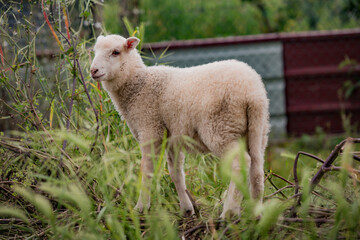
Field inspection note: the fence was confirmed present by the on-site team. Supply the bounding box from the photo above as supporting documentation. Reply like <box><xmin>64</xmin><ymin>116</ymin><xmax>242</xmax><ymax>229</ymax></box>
<box><xmin>143</xmin><ymin>29</ymin><xmax>360</xmax><ymax>137</ymax></box>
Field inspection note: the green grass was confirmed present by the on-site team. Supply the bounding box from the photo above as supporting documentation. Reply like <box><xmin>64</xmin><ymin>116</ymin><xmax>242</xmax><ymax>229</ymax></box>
<box><xmin>1</xmin><ymin>129</ymin><xmax>359</xmax><ymax>239</ymax></box>
<box><xmin>1</xmin><ymin>1</ymin><xmax>360</xmax><ymax>239</ymax></box>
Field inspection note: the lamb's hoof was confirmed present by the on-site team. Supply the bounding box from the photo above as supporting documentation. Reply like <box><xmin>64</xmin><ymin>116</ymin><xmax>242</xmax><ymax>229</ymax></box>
<box><xmin>220</xmin><ymin>208</ymin><xmax>241</xmax><ymax>220</ymax></box>
<box><xmin>184</xmin><ymin>209</ymin><xmax>194</xmax><ymax>217</ymax></box>
<box><xmin>134</xmin><ymin>204</ymin><xmax>144</xmax><ymax>213</ymax></box>
<box><xmin>181</xmin><ymin>206</ymin><xmax>195</xmax><ymax>218</ymax></box>
<box><xmin>134</xmin><ymin>202</ymin><xmax>150</xmax><ymax>213</ymax></box>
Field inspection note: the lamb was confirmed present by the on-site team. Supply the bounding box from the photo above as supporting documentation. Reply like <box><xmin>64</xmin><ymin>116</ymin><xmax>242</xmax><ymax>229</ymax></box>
<box><xmin>90</xmin><ymin>34</ymin><xmax>270</xmax><ymax>218</ymax></box>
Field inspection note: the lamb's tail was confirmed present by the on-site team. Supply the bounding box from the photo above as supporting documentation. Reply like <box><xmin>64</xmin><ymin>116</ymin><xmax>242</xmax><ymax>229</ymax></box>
<box><xmin>247</xmin><ymin>96</ymin><xmax>269</xmax><ymax>199</ymax></box>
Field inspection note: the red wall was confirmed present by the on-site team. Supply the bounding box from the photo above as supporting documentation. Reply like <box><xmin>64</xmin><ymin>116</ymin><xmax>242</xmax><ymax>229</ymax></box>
<box><xmin>283</xmin><ymin>31</ymin><xmax>360</xmax><ymax>135</ymax></box>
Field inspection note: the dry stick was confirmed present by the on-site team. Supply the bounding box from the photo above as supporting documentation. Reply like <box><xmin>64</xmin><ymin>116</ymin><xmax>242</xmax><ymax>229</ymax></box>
<box><xmin>323</xmin><ymin>166</ymin><xmax>360</xmax><ymax>174</ymax></box>
<box><xmin>183</xmin><ymin>222</ymin><xmax>212</xmax><ymax>238</ymax></box>
<box><xmin>310</xmin><ymin>137</ymin><xmax>360</xmax><ymax>190</ymax></box>
<box><xmin>280</xmin><ymin>217</ymin><xmax>335</xmax><ymax>224</ymax></box>
<box><xmin>57</xmin><ymin>14</ymin><xmax>99</xmax><ymax>153</ymax></box>
<box><xmin>264</xmin><ymin>172</ymin><xmax>272</xmax><ymax>183</ymax></box>
<box><xmin>56</xmin><ymin>7</ymin><xmax>78</xmax><ymax>158</ymax></box>
<box><xmin>61</xmin><ymin>36</ymin><xmax>78</xmax><ymax>154</ymax></box>
<box><xmin>293</xmin><ymin>151</ymin><xmax>325</xmax><ymax>195</ymax></box>
<box><xmin>218</xmin><ymin>219</ymin><xmax>242</xmax><ymax>239</ymax></box>
<box><xmin>183</xmin><ymin>219</ymin><xmax>227</xmax><ymax>238</ymax></box>
<box><xmin>267</xmin><ymin>177</ymin><xmax>288</xmax><ymax>199</ymax></box>
<box><xmin>352</xmin><ymin>154</ymin><xmax>360</xmax><ymax>162</ymax></box>
<box><xmin>291</xmin><ymin>138</ymin><xmax>360</xmax><ymax>216</ymax></box>
<box><xmin>0</xmin><ymin>140</ymin><xmax>59</xmax><ymax>160</ymax></box>
<box><xmin>264</xmin><ymin>185</ymin><xmax>295</xmax><ymax>199</ymax></box>
<box><xmin>76</xmin><ymin>59</ymin><xmax>100</xmax><ymax>152</ymax></box>
<box><xmin>0</xmin><ymin>99</ymin><xmax>37</xmax><ymax>128</ymax></box>
<box><xmin>311</xmin><ymin>190</ymin><xmax>338</xmax><ymax>205</ymax></box>
<box><xmin>56</xmin><ymin>31</ymin><xmax>100</xmax><ymax>152</ymax></box>
<box><xmin>291</xmin><ymin>150</ymin><xmax>331</xmax><ymax>216</ymax></box>
<box><xmin>272</xmin><ymin>172</ymin><xmax>295</xmax><ymax>186</ymax></box>
<box><xmin>308</xmin><ymin>209</ymin><xmax>334</xmax><ymax>217</ymax></box>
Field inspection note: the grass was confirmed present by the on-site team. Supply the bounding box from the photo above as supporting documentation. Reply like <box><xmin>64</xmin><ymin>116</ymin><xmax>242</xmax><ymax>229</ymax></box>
<box><xmin>1</xmin><ymin>1</ymin><xmax>360</xmax><ymax>239</ymax></box>
<box><xmin>1</xmin><ymin>133</ymin><xmax>359</xmax><ymax>239</ymax></box>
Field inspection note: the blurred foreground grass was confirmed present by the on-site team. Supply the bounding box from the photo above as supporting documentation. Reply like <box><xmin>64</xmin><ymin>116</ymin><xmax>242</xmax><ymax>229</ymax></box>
<box><xmin>1</xmin><ymin>128</ymin><xmax>359</xmax><ymax>239</ymax></box>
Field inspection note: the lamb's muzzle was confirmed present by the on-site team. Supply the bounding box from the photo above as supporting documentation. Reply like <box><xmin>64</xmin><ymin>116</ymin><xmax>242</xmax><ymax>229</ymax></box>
<box><xmin>91</xmin><ymin>34</ymin><xmax>270</xmax><ymax>218</ymax></box>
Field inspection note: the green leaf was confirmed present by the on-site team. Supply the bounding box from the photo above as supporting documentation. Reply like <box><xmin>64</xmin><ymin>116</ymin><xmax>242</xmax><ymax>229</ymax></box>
<box><xmin>40</xmin><ymin>183</ymin><xmax>92</xmax><ymax>217</ymax></box>
<box><xmin>81</xmin><ymin>11</ymin><xmax>90</xmax><ymax>19</ymax></box>
<box><xmin>13</xmin><ymin>186</ymin><xmax>54</xmax><ymax>221</ymax></box>
<box><xmin>122</xmin><ymin>17</ymin><xmax>134</xmax><ymax>36</ymax></box>
<box><xmin>65</xmin><ymin>46</ymin><xmax>74</xmax><ymax>55</ymax></box>
<box><xmin>280</xmin><ymin>152</ymin><xmax>296</xmax><ymax>160</ymax></box>
<box><xmin>0</xmin><ymin>206</ymin><xmax>30</xmax><ymax>224</ymax></box>
<box><xmin>256</xmin><ymin>199</ymin><xmax>291</xmax><ymax>237</ymax></box>
<box><xmin>57</xmin><ymin>132</ymin><xmax>91</xmax><ymax>155</ymax></box>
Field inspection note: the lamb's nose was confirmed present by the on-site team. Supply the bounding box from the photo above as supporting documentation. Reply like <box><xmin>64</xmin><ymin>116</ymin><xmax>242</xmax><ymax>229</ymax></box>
<box><xmin>91</xmin><ymin>68</ymin><xmax>98</xmax><ymax>77</ymax></box>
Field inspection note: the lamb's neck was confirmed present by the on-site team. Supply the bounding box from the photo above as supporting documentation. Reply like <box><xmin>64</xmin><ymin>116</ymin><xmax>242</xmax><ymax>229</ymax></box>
<box><xmin>104</xmin><ymin>71</ymin><xmax>147</xmax><ymax>115</ymax></box>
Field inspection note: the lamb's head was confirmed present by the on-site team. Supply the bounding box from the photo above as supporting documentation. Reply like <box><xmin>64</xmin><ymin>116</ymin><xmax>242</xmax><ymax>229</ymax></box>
<box><xmin>90</xmin><ymin>35</ymin><xmax>142</xmax><ymax>82</ymax></box>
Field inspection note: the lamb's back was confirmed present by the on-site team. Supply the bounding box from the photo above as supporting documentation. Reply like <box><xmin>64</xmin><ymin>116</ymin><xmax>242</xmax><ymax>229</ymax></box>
<box><xmin>157</xmin><ymin>60</ymin><xmax>264</xmax><ymax>136</ymax></box>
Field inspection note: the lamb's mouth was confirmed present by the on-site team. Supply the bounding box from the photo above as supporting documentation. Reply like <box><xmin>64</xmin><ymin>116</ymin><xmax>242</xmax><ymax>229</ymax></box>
<box><xmin>92</xmin><ymin>74</ymin><xmax>105</xmax><ymax>81</ymax></box>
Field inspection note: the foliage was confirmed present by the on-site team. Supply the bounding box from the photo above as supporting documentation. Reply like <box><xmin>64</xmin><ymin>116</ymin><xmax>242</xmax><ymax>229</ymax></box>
<box><xmin>339</xmin><ymin>56</ymin><xmax>360</xmax><ymax>99</ymax></box>
<box><xmin>1</xmin><ymin>1</ymin><xmax>360</xmax><ymax>239</ymax></box>
<box><xmin>103</xmin><ymin>0</ymin><xmax>360</xmax><ymax>42</ymax></box>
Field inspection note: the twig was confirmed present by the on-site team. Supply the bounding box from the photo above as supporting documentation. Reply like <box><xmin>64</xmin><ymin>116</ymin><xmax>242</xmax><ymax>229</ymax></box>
<box><xmin>323</xmin><ymin>166</ymin><xmax>360</xmax><ymax>174</ymax></box>
<box><xmin>294</xmin><ymin>151</ymin><xmax>325</xmax><ymax>195</ymax></box>
<box><xmin>0</xmin><ymin>218</ymin><xmax>27</xmax><ymax>224</ymax></box>
<box><xmin>76</xmin><ymin>59</ymin><xmax>100</xmax><ymax>153</ymax></box>
<box><xmin>310</xmin><ymin>138</ymin><xmax>360</xmax><ymax>190</ymax></box>
<box><xmin>218</xmin><ymin>219</ymin><xmax>241</xmax><ymax>239</ymax></box>
<box><xmin>272</xmin><ymin>172</ymin><xmax>295</xmax><ymax>186</ymax></box>
<box><xmin>56</xmin><ymin>13</ymin><xmax>99</xmax><ymax>154</ymax></box>
<box><xmin>268</xmin><ymin>177</ymin><xmax>288</xmax><ymax>199</ymax></box>
<box><xmin>352</xmin><ymin>154</ymin><xmax>360</xmax><ymax>162</ymax></box>
<box><xmin>182</xmin><ymin>222</ymin><xmax>207</xmax><ymax>238</ymax></box>
<box><xmin>0</xmin><ymin>140</ymin><xmax>59</xmax><ymax>160</ymax></box>
<box><xmin>276</xmin><ymin>223</ymin><xmax>312</xmax><ymax>235</ymax></box>
<box><xmin>311</xmin><ymin>190</ymin><xmax>338</xmax><ymax>205</ymax></box>
<box><xmin>61</xmin><ymin>34</ymin><xmax>78</xmax><ymax>154</ymax></box>
<box><xmin>0</xmin><ymin>99</ymin><xmax>38</xmax><ymax>128</ymax></box>
<box><xmin>264</xmin><ymin>172</ymin><xmax>272</xmax><ymax>183</ymax></box>
<box><xmin>280</xmin><ymin>217</ymin><xmax>335</xmax><ymax>223</ymax></box>
<box><xmin>264</xmin><ymin>185</ymin><xmax>295</xmax><ymax>199</ymax></box>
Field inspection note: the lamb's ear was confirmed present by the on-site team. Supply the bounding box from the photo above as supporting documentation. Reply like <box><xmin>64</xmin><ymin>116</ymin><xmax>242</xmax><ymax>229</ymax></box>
<box><xmin>96</xmin><ymin>35</ymin><xmax>105</xmax><ymax>42</ymax></box>
<box><xmin>125</xmin><ymin>37</ymin><xmax>140</xmax><ymax>50</ymax></box>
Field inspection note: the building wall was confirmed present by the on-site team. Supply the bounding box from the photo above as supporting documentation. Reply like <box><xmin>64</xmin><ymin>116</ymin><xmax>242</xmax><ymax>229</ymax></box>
<box><xmin>144</xmin><ymin>29</ymin><xmax>360</xmax><ymax>137</ymax></box>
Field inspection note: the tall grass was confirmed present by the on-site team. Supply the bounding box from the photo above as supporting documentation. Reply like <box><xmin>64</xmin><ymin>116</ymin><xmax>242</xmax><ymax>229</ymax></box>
<box><xmin>1</xmin><ymin>1</ymin><xmax>360</xmax><ymax>239</ymax></box>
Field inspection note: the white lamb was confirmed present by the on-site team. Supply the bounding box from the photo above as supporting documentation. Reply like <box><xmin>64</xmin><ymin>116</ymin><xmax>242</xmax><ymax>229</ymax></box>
<box><xmin>90</xmin><ymin>35</ymin><xmax>270</xmax><ymax>218</ymax></box>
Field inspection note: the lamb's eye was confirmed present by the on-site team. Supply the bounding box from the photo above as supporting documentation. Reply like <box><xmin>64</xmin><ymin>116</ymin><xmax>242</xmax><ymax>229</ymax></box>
<box><xmin>112</xmin><ymin>50</ymin><xmax>120</xmax><ymax>56</ymax></box>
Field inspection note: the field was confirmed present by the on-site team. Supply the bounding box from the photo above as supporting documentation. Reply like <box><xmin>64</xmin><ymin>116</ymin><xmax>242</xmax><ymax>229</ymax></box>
<box><xmin>1</xmin><ymin>1</ymin><xmax>360</xmax><ymax>239</ymax></box>
<box><xmin>1</xmin><ymin>126</ymin><xmax>360</xmax><ymax>239</ymax></box>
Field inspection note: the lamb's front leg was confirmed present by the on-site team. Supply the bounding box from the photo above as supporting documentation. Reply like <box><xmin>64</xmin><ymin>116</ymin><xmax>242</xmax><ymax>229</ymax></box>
<box><xmin>167</xmin><ymin>150</ymin><xmax>195</xmax><ymax>216</ymax></box>
<box><xmin>134</xmin><ymin>144</ymin><xmax>155</xmax><ymax>213</ymax></box>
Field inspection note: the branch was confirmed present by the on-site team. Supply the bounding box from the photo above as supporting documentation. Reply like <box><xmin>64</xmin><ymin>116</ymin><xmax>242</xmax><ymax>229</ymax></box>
<box><xmin>264</xmin><ymin>185</ymin><xmax>295</xmax><ymax>199</ymax></box>
<box><xmin>310</xmin><ymin>138</ymin><xmax>360</xmax><ymax>190</ymax></box>
<box><xmin>293</xmin><ymin>151</ymin><xmax>325</xmax><ymax>195</ymax></box>
<box><xmin>76</xmin><ymin>59</ymin><xmax>100</xmax><ymax>152</ymax></box>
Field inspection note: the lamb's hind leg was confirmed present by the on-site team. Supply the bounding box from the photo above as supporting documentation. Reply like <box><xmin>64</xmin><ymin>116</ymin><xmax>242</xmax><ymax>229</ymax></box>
<box><xmin>167</xmin><ymin>150</ymin><xmax>195</xmax><ymax>216</ymax></box>
<box><xmin>220</xmin><ymin>151</ymin><xmax>251</xmax><ymax>218</ymax></box>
